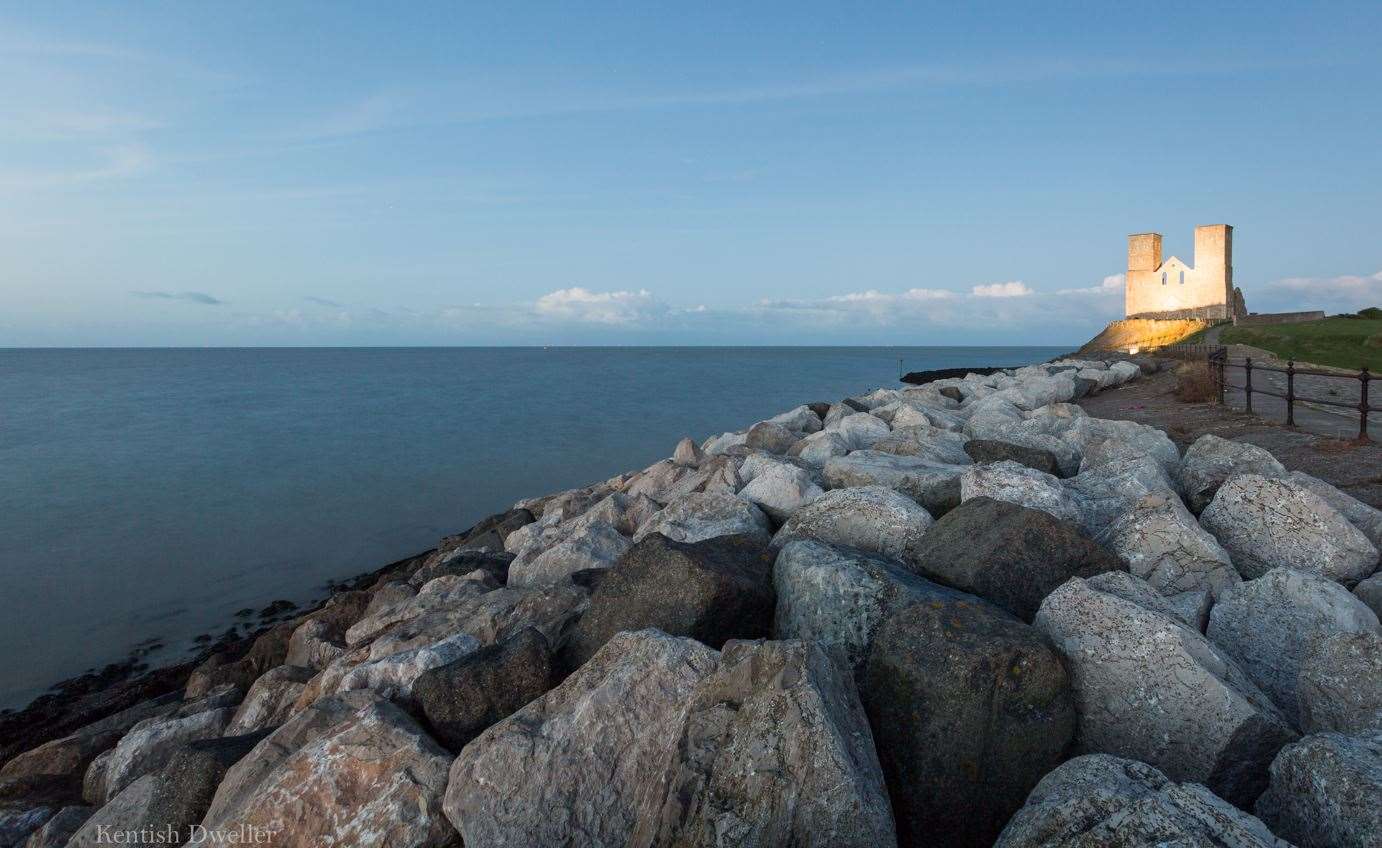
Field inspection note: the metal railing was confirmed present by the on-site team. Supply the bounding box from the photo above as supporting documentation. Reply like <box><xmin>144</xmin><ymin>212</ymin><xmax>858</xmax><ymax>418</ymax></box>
<box><xmin>1203</xmin><ymin>346</ymin><xmax>1376</xmax><ymax>441</ymax></box>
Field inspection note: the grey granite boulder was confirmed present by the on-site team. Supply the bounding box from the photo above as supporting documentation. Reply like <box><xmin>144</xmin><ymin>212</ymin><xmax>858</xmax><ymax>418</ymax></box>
<box><xmin>1287</xmin><ymin>470</ymin><xmax>1382</xmax><ymax>552</ymax></box>
<box><xmin>1207</xmin><ymin>568</ymin><xmax>1380</xmax><ymax>727</ymax></box>
<box><xmin>1096</xmin><ymin>490</ymin><xmax>1240</xmax><ymax>599</ymax></box>
<box><xmin>1061</xmin><ymin>416</ymin><xmax>1180</xmax><ymax>476</ymax></box>
<box><xmin>771</xmin><ymin>485</ymin><xmax>933</xmax><ymax>563</ymax></box>
<box><xmin>1177</xmin><ymin>435</ymin><xmax>1287</xmax><ymax>514</ymax></box>
<box><xmin>960</xmin><ymin>460</ymin><xmax>1084</xmax><ymax>526</ymax></box>
<box><xmin>826</xmin><ymin>411</ymin><xmax>891</xmax><ymax>450</ymax></box>
<box><xmin>203</xmin><ymin>695</ymin><xmax>457</xmax><ymax>848</ymax></box>
<box><xmin>995</xmin><ymin>754</ymin><xmax>1289</xmax><ymax>848</ymax></box>
<box><xmin>1201</xmin><ymin>474</ymin><xmax>1379</xmax><ymax>584</ymax></box>
<box><xmin>1255</xmin><ymin>731</ymin><xmax>1382</xmax><ymax>848</ymax></box>
<box><xmin>508</xmin><ymin>519</ymin><xmax>632</xmax><ymax>586</ymax></box>
<box><xmin>672</xmin><ymin>435</ymin><xmax>706</xmax><ymax>467</ymax></box>
<box><xmin>1298</xmin><ymin>630</ymin><xmax>1382</xmax><ymax>735</ymax></box>
<box><xmin>101</xmin><ymin>708</ymin><xmax>233</xmax><ymax>803</ymax></box>
<box><xmin>862</xmin><ymin>587</ymin><xmax>1075</xmax><ymax>847</ymax></box>
<box><xmin>227</xmin><ymin>664</ymin><xmax>314</xmax><ymax>734</ymax></box>
<box><xmin>766</xmin><ymin>404</ymin><xmax>823</xmax><ymax>433</ymax></box>
<box><xmin>334</xmin><ymin>631</ymin><xmax>482</xmax><ymax>705</ymax></box>
<box><xmin>746</xmin><ymin>420</ymin><xmax>801</xmax><ymax>454</ymax></box>
<box><xmin>905</xmin><ymin>496</ymin><xmax>1123</xmax><ymax>621</ymax></box>
<box><xmin>414</xmin><ymin>627</ymin><xmax>554</xmax><ymax>752</ymax></box>
<box><xmin>1086</xmin><ymin>571</ymin><xmax>1213</xmax><ymax>632</ymax></box>
<box><xmin>67</xmin><ymin>776</ymin><xmax>159</xmax><ymax>848</ymax></box>
<box><xmin>1066</xmin><ymin>453</ymin><xmax>1176</xmax><ymax>536</ymax></box>
<box><xmin>789</xmin><ymin>429</ymin><xmax>851</xmax><ymax>464</ymax></box>
<box><xmin>20</xmin><ymin>804</ymin><xmax>90</xmax><ymax>847</ymax></box>
<box><xmin>1354</xmin><ymin>573</ymin><xmax>1382</xmax><ymax>619</ymax></box>
<box><xmin>444</xmin><ymin>630</ymin><xmax>720</xmax><ymax>848</ymax></box>
<box><xmin>562</xmin><ymin>533</ymin><xmax>774</xmax><ymax>670</ymax></box>
<box><xmin>871</xmin><ymin>425</ymin><xmax>972</xmax><ymax>466</ymax></box>
<box><xmin>633</xmin><ymin>492</ymin><xmax>772</xmax><ymax>545</ymax></box>
<box><xmin>821</xmin><ymin>452</ymin><xmax>964</xmax><ymax>516</ymax></box>
<box><xmin>964</xmin><ymin>438</ymin><xmax>1061</xmax><ymax>476</ymax></box>
<box><xmin>738</xmin><ymin>461</ymin><xmax>823</xmax><ymax>522</ymax></box>
<box><xmin>773</xmin><ymin>539</ymin><xmax>953</xmax><ymax>671</ymax></box>
<box><xmin>1035</xmin><ymin>577</ymin><xmax>1297</xmax><ymax>807</ymax></box>
<box><xmin>634</xmin><ymin>640</ymin><xmax>897</xmax><ymax>848</ymax></box>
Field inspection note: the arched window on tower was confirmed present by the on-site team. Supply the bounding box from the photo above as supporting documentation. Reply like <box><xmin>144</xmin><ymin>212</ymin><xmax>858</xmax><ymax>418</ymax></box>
<box><xmin>1161</xmin><ymin>272</ymin><xmax>1167</xmax><ymax>285</ymax></box>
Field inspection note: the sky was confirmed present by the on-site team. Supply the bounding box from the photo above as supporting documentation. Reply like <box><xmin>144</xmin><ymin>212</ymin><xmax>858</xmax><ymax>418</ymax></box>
<box><xmin>2</xmin><ymin>2</ymin><xmax>1380</xmax><ymax>347</ymax></box>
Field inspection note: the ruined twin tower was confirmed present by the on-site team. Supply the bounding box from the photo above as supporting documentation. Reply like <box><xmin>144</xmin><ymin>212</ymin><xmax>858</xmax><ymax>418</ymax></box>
<box><xmin>1125</xmin><ymin>224</ymin><xmax>1245</xmax><ymax>320</ymax></box>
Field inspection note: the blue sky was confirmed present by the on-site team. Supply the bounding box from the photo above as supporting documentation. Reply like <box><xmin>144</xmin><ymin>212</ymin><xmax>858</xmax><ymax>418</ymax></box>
<box><xmin>3</xmin><ymin>2</ymin><xmax>1380</xmax><ymax>346</ymax></box>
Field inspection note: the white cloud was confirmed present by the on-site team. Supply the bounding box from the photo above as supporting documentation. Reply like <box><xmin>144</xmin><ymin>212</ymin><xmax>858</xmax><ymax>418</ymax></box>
<box><xmin>532</xmin><ymin>287</ymin><xmax>666</xmax><ymax>325</ymax></box>
<box><xmin>1057</xmin><ymin>273</ymin><xmax>1124</xmax><ymax>296</ymax></box>
<box><xmin>1256</xmin><ymin>271</ymin><xmax>1381</xmax><ymax>312</ymax></box>
<box><xmin>971</xmin><ymin>281</ymin><xmax>1033</xmax><ymax>298</ymax></box>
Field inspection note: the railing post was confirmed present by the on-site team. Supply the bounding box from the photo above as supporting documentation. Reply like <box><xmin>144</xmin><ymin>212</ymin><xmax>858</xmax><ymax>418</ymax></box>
<box><xmin>1361</xmin><ymin>367</ymin><xmax>1372</xmax><ymax>442</ymax></box>
<box><xmin>1245</xmin><ymin>357</ymin><xmax>1253</xmax><ymax>413</ymax></box>
<box><xmin>1285</xmin><ymin>360</ymin><xmax>1296</xmax><ymax>427</ymax></box>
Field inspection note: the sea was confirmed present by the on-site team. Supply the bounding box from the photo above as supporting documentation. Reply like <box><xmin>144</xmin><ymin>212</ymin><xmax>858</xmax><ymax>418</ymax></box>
<box><xmin>0</xmin><ymin>346</ymin><xmax>1067</xmax><ymax>709</ymax></box>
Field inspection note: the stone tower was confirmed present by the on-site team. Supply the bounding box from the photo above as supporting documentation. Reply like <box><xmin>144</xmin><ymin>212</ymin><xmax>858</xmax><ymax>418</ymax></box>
<box><xmin>1124</xmin><ymin>224</ymin><xmax>1234</xmax><ymax>320</ymax></box>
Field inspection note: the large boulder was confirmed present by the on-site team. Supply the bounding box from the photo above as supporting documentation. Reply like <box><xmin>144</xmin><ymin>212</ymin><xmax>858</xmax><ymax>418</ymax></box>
<box><xmin>861</xmin><ymin>588</ymin><xmax>1075</xmax><ymax>847</ymax></box>
<box><xmin>1177</xmin><ymin>435</ymin><xmax>1288</xmax><ymax>514</ymax></box>
<box><xmin>827</xmin><ymin>412</ymin><xmax>891</xmax><ymax>450</ymax></box>
<box><xmin>441</xmin><ymin>507</ymin><xmax>534</xmax><ymax>554</ymax></box>
<box><xmin>738</xmin><ymin>461</ymin><xmax>823</xmax><ymax>522</ymax></box>
<box><xmin>871</xmin><ymin>425</ymin><xmax>972</xmax><ymax>466</ymax></box>
<box><xmin>202</xmin><ymin>693</ymin><xmax>457</xmax><ymax>848</ymax></box>
<box><xmin>995</xmin><ymin>754</ymin><xmax>1288</xmax><ymax>848</ymax></box>
<box><xmin>822</xmin><ymin>451</ymin><xmax>965</xmax><ymax>516</ymax></box>
<box><xmin>905</xmin><ymin>496</ymin><xmax>1123</xmax><ymax>621</ymax></box>
<box><xmin>746</xmin><ymin>420</ymin><xmax>802</xmax><ymax>455</ymax></box>
<box><xmin>507</xmin><ymin>520</ymin><xmax>632</xmax><ymax>586</ymax></box>
<box><xmin>1287</xmin><ymin>470</ymin><xmax>1382</xmax><ymax>552</ymax></box>
<box><xmin>1061</xmin><ymin>416</ymin><xmax>1180</xmax><ymax>476</ymax></box>
<box><xmin>1034</xmin><ymin>578</ymin><xmax>1297</xmax><ymax>807</ymax></box>
<box><xmin>1207</xmin><ymin>568</ymin><xmax>1380</xmax><ymax>727</ymax></box>
<box><xmin>1298</xmin><ymin>631</ymin><xmax>1382</xmax><ymax>735</ymax></box>
<box><xmin>1200</xmin><ymin>474</ymin><xmax>1379</xmax><ymax>585</ymax></box>
<box><xmin>634</xmin><ymin>640</ymin><xmax>897</xmax><ymax>847</ymax></box>
<box><xmin>633</xmin><ymin>492</ymin><xmax>772</xmax><ymax>546</ymax></box>
<box><xmin>789</xmin><ymin>430</ymin><xmax>851</xmax><ymax>464</ymax></box>
<box><xmin>1255</xmin><ymin>731</ymin><xmax>1382</xmax><ymax>848</ymax></box>
<box><xmin>226</xmin><ymin>664</ymin><xmax>315</xmax><ymax>734</ymax></box>
<box><xmin>773</xmin><ymin>539</ymin><xmax>957</xmax><ymax>672</ymax></box>
<box><xmin>767</xmin><ymin>404</ymin><xmax>823</xmax><ymax>434</ymax></box>
<box><xmin>964</xmin><ymin>439</ymin><xmax>1061</xmax><ymax>476</ymax></box>
<box><xmin>1066</xmin><ymin>453</ymin><xmax>1176</xmax><ymax>536</ymax></box>
<box><xmin>66</xmin><ymin>777</ymin><xmax>159</xmax><ymax>848</ymax></box>
<box><xmin>1085</xmin><ymin>571</ymin><xmax>1213</xmax><ymax>632</ymax></box>
<box><xmin>1354</xmin><ymin>573</ymin><xmax>1382</xmax><ymax>619</ymax></box>
<box><xmin>100</xmin><ymin>708</ymin><xmax>233</xmax><ymax>803</ymax></box>
<box><xmin>444</xmin><ymin>630</ymin><xmax>720</xmax><ymax>847</ymax></box>
<box><xmin>334</xmin><ymin>631</ymin><xmax>482</xmax><ymax>705</ymax></box>
<box><xmin>771</xmin><ymin>486</ymin><xmax>933</xmax><ymax>564</ymax></box>
<box><xmin>562</xmin><ymin>533</ymin><xmax>774</xmax><ymax>670</ymax></box>
<box><xmin>959</xmin><ymin>461</ymin><xmax>1084</xmax><ymax>529</ymax></box>
<box><xmin>20</xmin><ymin>804</ymin><xmax>90</xmax><ymax>847</ymax></box>
<box><xmin>413</xmin><ymin>627</ymin><xmax>554</xmax><ymax>752</ymax></box>
<box><xmin>1096</xmin><ymin>490</ymin><xmax>1240</xmax><ymax>599</ymax></box>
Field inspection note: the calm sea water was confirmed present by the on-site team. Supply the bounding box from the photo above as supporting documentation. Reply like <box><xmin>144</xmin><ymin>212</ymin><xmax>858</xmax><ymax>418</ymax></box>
<box><xmin>0</xmin><ymin>346</ymin><xmax>1066</xmax><ymax>709</ymax></box>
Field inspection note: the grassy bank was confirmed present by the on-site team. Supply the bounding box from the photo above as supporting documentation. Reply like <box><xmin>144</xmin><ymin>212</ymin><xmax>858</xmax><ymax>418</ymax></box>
<box><xmin>1221</xmin><ymin>312</ymin><xmax>1382</xmax><ymax>371</ymax></box>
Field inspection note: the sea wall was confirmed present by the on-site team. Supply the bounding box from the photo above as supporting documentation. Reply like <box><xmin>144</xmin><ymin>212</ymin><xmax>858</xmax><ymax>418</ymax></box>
<box><xmin>1</xmin><ymin>356</ymin><xmax>1379</xmax><ymax>847</ymax></box>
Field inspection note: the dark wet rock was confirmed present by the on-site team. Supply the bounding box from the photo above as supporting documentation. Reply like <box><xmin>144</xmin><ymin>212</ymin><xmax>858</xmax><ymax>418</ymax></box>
<box><xmin>861</xmin><ymin>586</ymin><xmax>1075</xmax><ymax>848</ymax></box>
<box><xmin>561</xmin><ymin>533</ymin><xmax>774</xmax><ymax>671</ymax></box>
<box><xmin>20</xmin><ymin>803</ymin><xmax>90</xmax><ymax>847</ymax></box>
<box><xmin>965</xmin><ymin>438</ymin><xmax>1063</xmax><ymax>476</ymax></box>
<box><xmin>414</xmin><ymin>628</ymin><xmax>554</xmax><ymax>752</ymax></box>
<box><xmin>258</xmin><ymin>599</ymin><xmax>298</xmax><ymax>619</ymax></box>
<box><xmin>905</xmin><ymin>497</ymin><xmax>1124</xmax><ymax>621</ymax></box>
<box><xmin>435</xmin><ymin>507</ymin><xmax>535</xmax><ymax>557</ymax></box>
<box><xmin>806</xmin><ymin>401</ymin><xmax>832</xmax><ymax>419</ymax></box>
<box><xmin>409</xmin><ymin>550</ymin><xmax>513</xmax><ymax>588</ymax></box>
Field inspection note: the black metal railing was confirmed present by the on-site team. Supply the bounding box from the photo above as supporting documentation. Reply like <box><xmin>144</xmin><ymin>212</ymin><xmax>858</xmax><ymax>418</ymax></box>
<box><xmin>1201</xmin><ymin>345</ymin><xmax>1376</xmax><ymax>441</ymax></box>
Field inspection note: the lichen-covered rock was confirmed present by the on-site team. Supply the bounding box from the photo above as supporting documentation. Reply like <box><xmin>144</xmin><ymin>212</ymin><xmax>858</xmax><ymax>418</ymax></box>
<box><xmin>1298</xmin><ymin>631</ymin><xmax>1382</xmax><ymax>735</ymax></box>
<box><xmin>633</xmin><ymin>640</ymin><xmax>896</xmax><ymax>848</ymax></box>
<box><xmin>1034</xmin><ymin>577</ymin><xmax>1297</xmax><ymax>807</ymax></box>
<box><xmin>738</xmin><ymin>461</ymin><xmax>823</xmax><ymax>522</ymax></box>
<box><xmin>1208</xmin><ymin>568</ymin><xmax>1380</xmax><ymax>727</ymax></box>
<box><xmin>1085</xmin><ymin>571</ymin><xmax>1213</xmax><ymax>632</ymax></box>
<box><xmin>444</xmin><ymin>630</ymin><xmax>720</xmax><ymax>848</ymax></box>
<box><xmin>826</xmin><ymin>411</ymin><xmax>892</xmax><ymax>450</ymax></box>
<box><xmin>822</xmin><ymin>452</ymin><xmax>964</xmax><ymax>516</ymax></box>
<box><xmin>562</xmin><ymin>533</ymin><xmax>774</xmax><ymax>670</ymax></box>
<box><xmin>633</xmin><ymin>492</ymin><xmax>772</xmax><ymax>546</ymax></box>
<box><xmin>906</xmin><ymin>496</ymin><xmax>1123</xmax><ymax>621</ymax></box>
<box><xmin>1096</xmin><ymin>490</ymin><xmax>1240</xmax><ymax>599</ymax></box>
<box><xmin>995</xmin><ymin>754</ymin><xmax>1289</xmax><ymax>848</ymax></box>
<box><xmin>508</xmin><ymin>519</ymin><xmax>632</xmax><ymax>586</ymax></box>
<box><xmin>773</xmin><ymin>539</ymin><xmax>959</xmax><ymax>672</ymax></box>
<box><xmin>862</xmin><ymin>588</ymin><xmax>1075</xmax><ymax>847</ymax></box>
<box><xmin>960</xmin><ymin>461</ymin><xmax>1084</xmax><ymax>527</ymax></box>
<box><xmin>202</xmin><ymin>693</ymin><xmax>457</xmax><ymax>848</ymax></box>
<box><xmin>1287</xmin><ymin>470</ymin><xmax>1382</xmax><ymax>552</ymax></box>
<box><xmin>771</xmin><ymin>485</ymin><xmax>933</xmax><ymax>563</ymax></box>
<box><xmin>1255</xmin><ymin>731</ymin><xmax>1382</xmax><ymax>848</ymax></box>
<box><xmin>413</xmin><ymin>627</ymin><xmax>554</xmax><ymax>752</ymax></box>
<box><xmin>101</xmin><ymin>708</ymin><xmax>233</xmax><ymax>803</ymax></box>
<box><xmin>1177</xmin><ymin>435</ymin><xmax>1288</xmax><ymax>513</ymax></box>
<box><xmin>1201</xmin><ymin>474</ymin><xmax>1379</xmax><ymax>584</ymax></box>
<box><xmin>227</xmin><ymin>665</ymin><xmax>315</xmax><ymax>734</ymax></box>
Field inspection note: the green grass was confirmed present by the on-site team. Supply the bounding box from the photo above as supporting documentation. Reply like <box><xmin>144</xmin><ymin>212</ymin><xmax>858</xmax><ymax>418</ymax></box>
<box><xmin>1221</xmin><ymin>314</ymin><xmax>1382</xmax><ymax>371</ymax></box>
